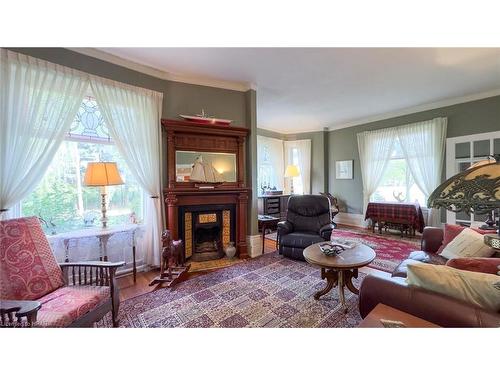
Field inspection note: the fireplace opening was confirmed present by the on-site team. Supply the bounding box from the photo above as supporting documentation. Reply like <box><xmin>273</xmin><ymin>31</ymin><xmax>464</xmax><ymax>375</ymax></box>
<box><xmin>191</xmin><ymin>215</ymin><xmax>225</xmax><ymax>261</ymax></box>
<box><xmin>195</xmin><ymin>224</ymin><xmax>220</xmax><ymax>252</ymax></box>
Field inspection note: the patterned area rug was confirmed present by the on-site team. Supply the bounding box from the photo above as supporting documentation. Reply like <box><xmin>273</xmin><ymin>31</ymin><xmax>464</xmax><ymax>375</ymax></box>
<box><xmin>98</xmin><ymin>252</ymin><xmax>365</xmax><ymax>328</ymax></box>
<box><xmin>330</xmin><ymin>230</ymin><xmax>419</xmax><ymax>272</ymax></box>
<box><xmin>266</xmin><ymin>227</ymin><xmax>419</xmax><ymax>273</ymax></box>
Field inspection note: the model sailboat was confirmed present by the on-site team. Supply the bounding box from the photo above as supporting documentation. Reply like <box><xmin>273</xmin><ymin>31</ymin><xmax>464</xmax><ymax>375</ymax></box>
<box><xmin>190</xmin><ymin>155</ymin><xmax>224</xmax><ymax>183</ymax></box>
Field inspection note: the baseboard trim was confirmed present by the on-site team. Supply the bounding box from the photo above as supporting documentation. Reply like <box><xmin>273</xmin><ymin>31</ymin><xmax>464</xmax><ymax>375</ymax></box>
<box><xmin>335</xmin><ymin>212</ymin><xmax>368</xmax><ymax>228</ymax></box>
<box><xmin>247</xmin><ymin>234</ymin><xmax>262</xmax><ymax>258</ymax></box>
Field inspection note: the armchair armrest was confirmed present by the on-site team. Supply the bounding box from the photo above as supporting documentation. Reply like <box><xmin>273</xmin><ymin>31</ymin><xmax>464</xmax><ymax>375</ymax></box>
<box><xmin>277</xmin><ymin>220</ymin><xmax>294</xmax><ymax>235</ymax></box>
<box><xmin>1</xmin><ymin>299</ymin><xmax>41</xmax><ymax>327</ymax></box>
<box><xmin>59</xmin><ymin>261</ymin><xmax>125</xmax><ymax>287</ymax></box>
<box><xmin>358</xmin><ymin>274</ymin><xmax>500</xmax><ymax>327</ymax></box>
<box><xmin>59</xmin><ymin>261</ymin><xmax>125</xmax><ymax>268</ymax></box>
<box><xmin>319</xmin><ymin>223</ymin><xmax>335</xmax><ymax>240</ymax></box>
<box><xmin>421</xmin><ymin>226</ymin><xmax>444</xmax><ymax>253</ymax></box>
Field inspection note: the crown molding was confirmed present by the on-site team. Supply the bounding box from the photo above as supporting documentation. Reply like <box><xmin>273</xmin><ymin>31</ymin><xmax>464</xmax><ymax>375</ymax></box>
<box><xmin>327</xmin><ymin>88</ymin><xmax>500</xmax><ymax>131</ymax></box>
<box><xmin>257</xmin><ymin>125</ymin><xmax>325</xmax><ymax>135</ymax></box>
<box><xmin>69</xmin><ymin>48</ymin><xmax>253</xmax><ymax>92</ymax></box>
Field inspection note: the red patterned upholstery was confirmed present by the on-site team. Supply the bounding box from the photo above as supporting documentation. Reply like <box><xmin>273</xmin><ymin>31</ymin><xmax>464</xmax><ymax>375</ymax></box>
<box><xmin>0</xmin><ymin>217</ymin><xmax>65</xmax><ymax>300</ymax></box>
<box><xmin>35</xmin><ymin>286</ymin><xmax>110</xmax><ymax>327</ymax></box>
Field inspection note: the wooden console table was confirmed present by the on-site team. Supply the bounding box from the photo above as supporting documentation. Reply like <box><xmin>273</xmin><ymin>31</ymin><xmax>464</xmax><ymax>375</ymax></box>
<box><xmin>258</xmin><ymin>214</ymin><xmax>280</xmax><ymax>254</ymax></box>
<box><xmin>50</xmin><ymin>224</ymin><xmax>140</xmax><ymax>282</ymax></box>
<box><xmin>365</xmin><ymin>202</ymin><xmax>425</xmax><ymax>237</ymax></box>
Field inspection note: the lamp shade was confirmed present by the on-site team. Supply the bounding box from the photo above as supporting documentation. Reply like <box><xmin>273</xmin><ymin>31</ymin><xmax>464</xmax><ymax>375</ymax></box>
<box><xmin>427</xmin><ymin>158</ymin><xmax>500</xmax><ymax>214</ymax></box>
<box><xmin>83</xmin><ymin>162</ymin><xmax>124</xmax><ymax>187</ymax></box>
<box><xmin>284</xmin><ymin>164</ymin><xmax>301</xmax><ymax>178</ymax></box>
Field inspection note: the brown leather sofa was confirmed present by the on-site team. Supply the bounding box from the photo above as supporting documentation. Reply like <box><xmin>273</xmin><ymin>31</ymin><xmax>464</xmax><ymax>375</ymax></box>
<box><xmin>358</xmin><ymin>227</ymin><xmax>500</xmax><ymax>327</ymax></box>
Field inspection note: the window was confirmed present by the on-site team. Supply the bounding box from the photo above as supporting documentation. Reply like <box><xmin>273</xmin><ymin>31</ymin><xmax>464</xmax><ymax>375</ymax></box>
<box><xmin>372</xmin><ymin>140</ymin><xmax>426</xmax><ymax>205</ymax></box>
<box><xmin>257</xmin><ymin>135</ymin><xmax>284</xmax><ymax>193</ymax></box>
<box><xmin>446</xmin><ymin>130</ymin><xmax>500</xmax><ymax>226</ymax></box>
<box><xmin>291</xmin><ymin>147</ymin><xmax>304</xmax><ymax>195</ymax></box>
<box><xmin>21</xmin><ymin>96</ymin><xmax>143</xmax><ymax>235</ymax></box>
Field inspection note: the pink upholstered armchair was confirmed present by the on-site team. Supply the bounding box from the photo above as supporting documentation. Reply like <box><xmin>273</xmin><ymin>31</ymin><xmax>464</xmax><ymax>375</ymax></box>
<box><xmin>0</xmin><ymin>217</ymin><xmax>124</xmax><ymax>327</ymax></box>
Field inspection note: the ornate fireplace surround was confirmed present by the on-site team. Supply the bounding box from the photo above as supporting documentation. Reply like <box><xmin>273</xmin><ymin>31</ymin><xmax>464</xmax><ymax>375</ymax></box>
<box><xmin>162</xmin><ymin>119</ymin><xmax>250</xmax><ymax>259</ymax></box>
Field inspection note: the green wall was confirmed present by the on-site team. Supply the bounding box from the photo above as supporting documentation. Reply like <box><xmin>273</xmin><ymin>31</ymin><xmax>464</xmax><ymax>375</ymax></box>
<box><xmin>328</xmin><ymin>95</ymin><xmax>500</xmax><ymax>214</ymax></box>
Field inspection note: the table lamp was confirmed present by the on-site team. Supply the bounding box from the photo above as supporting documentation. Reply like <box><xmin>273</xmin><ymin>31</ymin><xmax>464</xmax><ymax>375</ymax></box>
<box><xmin>83</xmin><ymin>162</ymin><xmax>124</xmax><ymax>228</ymax></box>
<box><xmin>427</xmin><ymin>154</ymin><xmax>500</xmax><ymax>252</ymax></box>
<box><xmin>284</xmin><ymin>164</ymin><xmax>301</xmax><ymax>194</ymax></box>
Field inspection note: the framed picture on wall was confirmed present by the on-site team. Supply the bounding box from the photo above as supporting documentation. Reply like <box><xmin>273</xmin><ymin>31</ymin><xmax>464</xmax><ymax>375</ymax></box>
<box><xmin>336</xmin><ymin>160</ymin><xmax>353</xmax><ymax>179</ymax></box>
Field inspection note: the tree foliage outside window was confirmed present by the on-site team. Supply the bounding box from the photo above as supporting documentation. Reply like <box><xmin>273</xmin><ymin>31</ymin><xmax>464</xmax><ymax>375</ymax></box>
<box><xmin>21</xmin><ymin>97</ymin><xmax>143</xmax><ymax>234</ymax></box>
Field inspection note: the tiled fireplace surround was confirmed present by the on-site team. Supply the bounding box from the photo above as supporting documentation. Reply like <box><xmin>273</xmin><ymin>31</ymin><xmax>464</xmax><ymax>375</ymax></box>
<box><xmin>178</xmin><ymin>204</ymin><xmax>236</xmax><ymax>261</ymax></box>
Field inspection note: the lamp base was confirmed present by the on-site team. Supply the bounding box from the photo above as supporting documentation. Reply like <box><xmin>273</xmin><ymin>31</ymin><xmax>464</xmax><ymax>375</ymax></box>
<box><xmin>480</xmin><ymin>211</ymin><xmax>497</xmax><ymax>230</ymax></box>
<box><xmin>100</xmin><ymin>192</ymin><xmax>108</xmax><ymax>228</ymax></box>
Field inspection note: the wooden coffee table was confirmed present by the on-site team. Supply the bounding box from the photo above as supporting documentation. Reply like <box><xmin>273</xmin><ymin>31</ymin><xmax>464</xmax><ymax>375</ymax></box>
<box><xmin>303</xmin><ymin>242</ymin><xmax>376</xmax><ymax>313</ymax></box>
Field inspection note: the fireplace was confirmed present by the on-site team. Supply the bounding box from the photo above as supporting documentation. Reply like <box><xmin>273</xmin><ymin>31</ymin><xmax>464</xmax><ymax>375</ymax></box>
<box><xmin>179</xmin><ymin>204</ymin><xmax>236</xmax><ymax>261</ymax></box>
<box><xmin>162</xmin><ymin>119</ymin><xmax>250</xmax><ymax>259</ymax></box>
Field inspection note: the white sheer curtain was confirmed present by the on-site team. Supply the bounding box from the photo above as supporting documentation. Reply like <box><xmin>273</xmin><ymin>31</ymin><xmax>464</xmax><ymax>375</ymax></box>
<box><xmin>397</xmin><ymin>117</ymin><xmax>447</xmax><ymax>226</ymax></box>
<box><xmin>284</xmin><ymin>139</ymin><xmax>311</xmax><ymax>194</ymax></box>
<box><xmin>0</xmin><ymin>49</ymin><xmax>88</xmax><ymax>219</ymax></box>
<box><xmin>257</xmin><ymin>135</ymin><xmax>284</xmax><ymax>191</ymax></box>
<box><xmin>357</xmin><ymin>127</ymin><xmax>397</xmax><ymax>213</ymax></box>
<box><xmin>90</xmin><ymin>77</ymin><xmax>164</xmax><ymax>266</ymax></box>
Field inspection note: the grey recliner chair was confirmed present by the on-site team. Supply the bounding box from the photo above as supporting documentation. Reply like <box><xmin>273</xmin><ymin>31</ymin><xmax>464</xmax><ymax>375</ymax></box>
<box><xmin>277</xmin><ymin>195</ymin><xmax>334</xmax><ymax>261</ymax></box>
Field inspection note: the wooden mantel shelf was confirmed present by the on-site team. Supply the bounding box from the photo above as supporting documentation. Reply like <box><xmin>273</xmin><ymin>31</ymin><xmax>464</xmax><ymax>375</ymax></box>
<box><xmin>161</xmin><ymin>119</ymin><xmax>249</xmax><ymax>137</ymax></box>
<box><xmin>164</xmin><ymin>187</ymin><xmax>251</xmax><ymax>194</ymax></box>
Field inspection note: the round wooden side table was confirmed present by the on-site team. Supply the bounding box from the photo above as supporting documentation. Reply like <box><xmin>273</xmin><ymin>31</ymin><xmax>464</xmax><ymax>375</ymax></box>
<box><xmin>303</xmin><ymin>242</ymin><xmax>376</xmax><ymax>313</ymax></box>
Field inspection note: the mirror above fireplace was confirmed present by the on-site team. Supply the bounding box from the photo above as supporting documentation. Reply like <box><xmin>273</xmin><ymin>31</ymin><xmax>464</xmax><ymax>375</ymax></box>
<box><xmin>176</xmin><ymin>150</ymin><xmax>237</xmax><ymax>183</ymax></box>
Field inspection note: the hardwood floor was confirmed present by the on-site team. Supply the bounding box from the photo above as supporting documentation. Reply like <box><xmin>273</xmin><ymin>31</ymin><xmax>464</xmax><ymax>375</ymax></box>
<box><xmin>116</xmin><ymin>237</ymin><xmax>389</xmax><ymax>302</ymax></box>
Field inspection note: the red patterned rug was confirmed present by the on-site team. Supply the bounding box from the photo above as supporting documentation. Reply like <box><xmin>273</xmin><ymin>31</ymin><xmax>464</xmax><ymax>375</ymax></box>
<box><xmin>330</xmin><ymin>229</ymin><xmax>419</xmax><ymax>272</ymax></box>
<box><xmin>98</xmin><ymin>252</ymin><xmax>366</xmax><ymax>328</ymax></box>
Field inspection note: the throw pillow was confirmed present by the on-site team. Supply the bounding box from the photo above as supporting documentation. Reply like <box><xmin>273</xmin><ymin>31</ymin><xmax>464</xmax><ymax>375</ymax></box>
<box><xmin>437</xmin><ymin>224</ymin><xmax>497</xmax><ymax>253</ymax></box>
<box><xmin>406</xmin><ymin>262</ymin><xmax>500</xmax><ymax>312</ymax></box>
<box><xmin>446</xmin><ymin>257</ymin><xmax>500</xmax><ymax>275</ymax></box>
<box><xmin>440</xmin><ymin>227</ymin><xmax>495</xmax><ymax>260</ymax></box>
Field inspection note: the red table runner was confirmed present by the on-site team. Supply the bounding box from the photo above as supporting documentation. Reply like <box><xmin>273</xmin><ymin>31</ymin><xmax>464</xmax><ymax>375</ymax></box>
<box><xmin>365</xmin><ymin>202</ymin><xmax>425</xmax><ymax>233</ymax></box>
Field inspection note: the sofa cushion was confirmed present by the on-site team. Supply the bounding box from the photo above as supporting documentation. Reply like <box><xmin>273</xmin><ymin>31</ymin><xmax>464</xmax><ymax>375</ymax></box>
<box><xmin>35</xmin><ymin>286</ymin><xmax>110</xmax><ymax>327</ymax></box>
<box><xmin>280</xmin><ymin>232</ymin><xmax>325</xmax><ymax>249</ymax></box>
<box><xmin>440</xmin><ymin>228</ymin><xmax>495</xmax><ymax>260</ymax></box>
<box><xmin>391</xmin><ymin>251</ymin><xmax>447</xmax><ymax>277</ymax></box>
<box><xmin>438</xmin><ymin>224</ymin><xmax>497</xmax><ymax>253</ymax></box>
<box><xmin>446</xmin><ymin>258</ymin><xmax>500</xmax><ymax>275</ymax></box>
<box><xmin>406</xmin><ymin>262</ymin><xmax>500</xmax><ymax>312</ymax></box>
<box><xmin>0</xmin><ymin>217</ymin><xmax>64</xmax><ymax>300</ymax></box>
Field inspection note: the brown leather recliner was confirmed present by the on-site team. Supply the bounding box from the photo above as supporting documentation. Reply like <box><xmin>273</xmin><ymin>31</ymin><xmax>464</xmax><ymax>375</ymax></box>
<box><xmin>358</xmin><ymin>226</ymin><xmax>500</xmax><ymax>327</ymax></box>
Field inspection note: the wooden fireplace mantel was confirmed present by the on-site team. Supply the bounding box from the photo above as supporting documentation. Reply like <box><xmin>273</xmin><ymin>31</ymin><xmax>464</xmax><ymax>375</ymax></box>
<box><xmin>162</xmin><ymin>119</ymin><xmax>251</xmax><ymax>259</ymax></box>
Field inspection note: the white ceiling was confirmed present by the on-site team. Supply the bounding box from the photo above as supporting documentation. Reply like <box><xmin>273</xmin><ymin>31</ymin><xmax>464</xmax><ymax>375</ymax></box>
<box><xmin>96</xmin><ymin>48</ymin><xmax>500</xmax><ymax>133</ymax></box>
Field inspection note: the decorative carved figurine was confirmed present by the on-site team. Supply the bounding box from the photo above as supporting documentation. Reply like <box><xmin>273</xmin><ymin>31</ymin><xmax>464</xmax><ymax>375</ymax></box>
<box><xmin>149</xmin><ymin>230</ymin><xmax>190</xmax><ymax>287</ymax></box>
